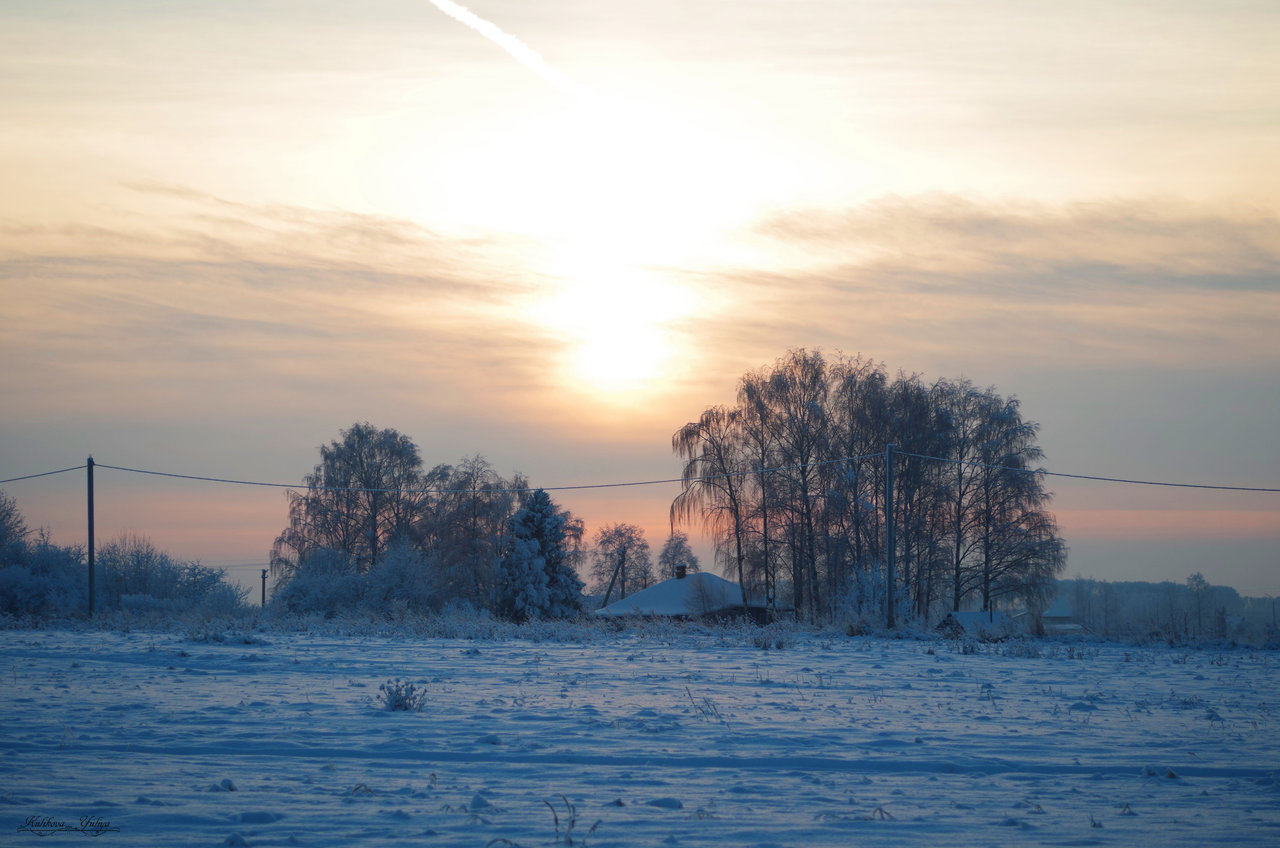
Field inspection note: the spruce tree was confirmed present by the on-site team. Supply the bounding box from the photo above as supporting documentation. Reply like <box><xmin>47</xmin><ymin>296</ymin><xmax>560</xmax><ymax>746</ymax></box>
<box><xmin>499</xmin><ymin>489</ymin><xmax>583</xmax><ymax>620</ymax></box>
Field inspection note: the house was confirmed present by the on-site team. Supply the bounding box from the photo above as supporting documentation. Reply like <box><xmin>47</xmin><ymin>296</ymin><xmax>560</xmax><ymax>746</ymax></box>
<box><xmin>1042</xmin><ymin>593</ymin><xmax>1082</xmax><ymax>633</ymax></box>
<box><xmin>594</xmin><ymin>569</ymin><xmax>767</xmax><ymax>621</ymax></box>
<box><xmin>936</xmin><ymin>609</ymin><xmax>1018</xmax><ymax>640</ymax></box>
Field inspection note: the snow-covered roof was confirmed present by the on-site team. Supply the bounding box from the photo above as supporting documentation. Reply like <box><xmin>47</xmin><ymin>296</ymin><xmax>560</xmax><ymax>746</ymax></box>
<box><xmin>1044</xmin><ymin>594</ymin><xmax>1075</xmax><ymax>619</ymax></box>
<box><xmin>941</xmin><ymin>610</ymin><xmax>1016</xmax><ymax>638</ymax></box>
<box><xmin>594</xmin><ymin>572</ymin><xmax>750</xmax><ymax>617</ymax></box>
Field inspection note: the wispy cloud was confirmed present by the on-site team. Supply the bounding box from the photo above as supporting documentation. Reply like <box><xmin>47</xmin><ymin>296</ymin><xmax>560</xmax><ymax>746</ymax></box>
<box><xmin>0</xmin><ymin>187</ymin><xmax>561</xmax><ymax>423</ymax></box>
<box><xmin>685</xmin><ymin>195</ymin><xmax>1280</xmax><ymax>376</ymax></box>
<box><xmin>753</xmin><ymin>195</ymin><xmax>1280</xmax><ymax>281</ymax></box>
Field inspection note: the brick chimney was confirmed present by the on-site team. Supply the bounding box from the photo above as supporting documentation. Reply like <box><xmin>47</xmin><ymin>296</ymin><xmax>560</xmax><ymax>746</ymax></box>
<box><xmin>675</xmin><ymin>564</ymin><xmax>687</xmax><ymax>579</ymax></box>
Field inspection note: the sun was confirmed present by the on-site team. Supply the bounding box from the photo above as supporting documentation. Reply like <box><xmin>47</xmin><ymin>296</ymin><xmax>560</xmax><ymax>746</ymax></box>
<box><xmin>532</xmin><ymin>254</ymin><xmax>693</xmax><ymax>399</ymax></box>
<box><xmin>390</xmin><ymin>91</ymin><xmax>782</xmax><ymax>398</ymax></box>
<box><xmin>492</xmin><ymin>99</ymin><xmax>735</xmax><ymax>399</ymax></box>
<box><xmin>573</xmin><ymin>324</ymin><xmax>665</xmax><ymax>388</ymax></box>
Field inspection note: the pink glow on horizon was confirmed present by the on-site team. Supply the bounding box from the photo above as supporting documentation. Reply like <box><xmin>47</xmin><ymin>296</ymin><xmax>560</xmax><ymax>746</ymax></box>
<box><xmin>1056</xmin><ymin>508</ymin><xmax>1279</xmax><ymax>541</ymax></box>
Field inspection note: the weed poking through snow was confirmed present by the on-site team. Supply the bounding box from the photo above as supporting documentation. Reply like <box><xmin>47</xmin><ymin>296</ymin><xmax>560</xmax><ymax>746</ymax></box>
<box><xmin>378</xmin><ymin>678</ymin><xmax>427</xmax><ymax>712</ymax></box>
<box><xmin>686</xmin><ymin>686</ymin><xmax>729</xmax><ymax>726</ymax></box>
<box><xmin>544</xmin><ymin>794</ymin><xmax>601</xmax><ymax>846</ymax></box>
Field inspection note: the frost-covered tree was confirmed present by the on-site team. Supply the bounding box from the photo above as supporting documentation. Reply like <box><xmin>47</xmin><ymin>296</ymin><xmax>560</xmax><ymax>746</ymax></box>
<box><xmin>420</xmin><ymin>456</ymin><xmax>527</xmax><ymax>608</ymax></box>
<box><xmin>1187</xmin><ymin>572</ymin><xmax>1210</xmax><ymax>636</ymax></box>
<box><xmin>590</xmin><ymin>523</ymin><xmax>652</xmax><ymax>605</ymax></box>
<box><xmin>0</xmin><ymin>529</ymin><xmax>86</xmax><ymax>617</ymax></box>
<box><xmin>672</xmin><ymin>406</ymin><xmax>751</xmax><ymax>602</ymax></box>
<box><xmin>272</xmin><ymin>423</ymin><xmax>425</xmax><ymax>578</ymax></box>
<box><xmin>0</xmin><ymin>490</ymin><xmax>30</xmax><ymax>565</ymax></box>
<box><xmin>499</xmin><ymin>534</ymin><xmax>550</xmax><ymax>621</ymax></box>
<box><xmin>544</xmin><ymin>521</ymin><xmax>586</xmax><ymax>619</ymax></box>
<box><xmin>671</xmin><ymin>348</ymin><xmax>1065</xmax><ymax>625</ymax></box>
<box><xmin>765</xmin><ymin>349</ymin><xmax>831</xmax><ymax>621</ymax></box>
<box><xmin>0</xmin><ymin>493</ymin><xmax>92</xmax><ymax>616</ymax></box>
<box><xmin>270</xmin><ymin>427</ymin><xmax>552</xmax><ymax>614</ymax></box>
<box><xmin>657</xmin><ymin>531</ymin><xmax>700</xmax><ymax>579</ymax></box>
<box><xmin>497</xmin><ymin>489</ymin><xmax>582</xmax><ymax>621</ymax></box>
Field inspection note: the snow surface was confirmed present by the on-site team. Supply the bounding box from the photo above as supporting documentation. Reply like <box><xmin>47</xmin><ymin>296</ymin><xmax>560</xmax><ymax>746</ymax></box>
<box><xmin>2</xmin><ymin>627</ymin><xmax>1278</xmax><ymax>847</ymax></box>
<box><xmin>596</xmin><ymin>573</ymin><xmax>748</xmax><ymax>617</ymax></box>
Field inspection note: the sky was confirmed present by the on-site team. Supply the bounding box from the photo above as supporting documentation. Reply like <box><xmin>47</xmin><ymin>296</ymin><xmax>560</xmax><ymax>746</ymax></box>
<box><xmin>1</xmin><ymin>0</ymin><xmax>1278</xmax><ymax>598</ymax></box>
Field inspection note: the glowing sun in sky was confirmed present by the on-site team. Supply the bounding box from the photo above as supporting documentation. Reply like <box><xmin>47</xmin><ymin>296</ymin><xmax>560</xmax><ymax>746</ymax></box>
<box><xmin>532</xmin><ymin>254</ymin><xmax>695</xmax><ymax>399</ymax></box>
<box><xmin>431</xmin><ymin>97</ymin><xmax>755</xmax><ymax>398</ymax></box>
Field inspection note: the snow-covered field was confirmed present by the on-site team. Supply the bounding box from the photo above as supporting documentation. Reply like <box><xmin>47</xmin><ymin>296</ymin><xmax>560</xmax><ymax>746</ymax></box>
<box><xmin>3</xmin><ymin>626</ymin><xmax>1278</xmax><ymax>847</ymax></box>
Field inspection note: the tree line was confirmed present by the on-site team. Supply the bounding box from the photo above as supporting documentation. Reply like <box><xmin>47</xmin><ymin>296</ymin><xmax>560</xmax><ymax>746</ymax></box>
<box><xmin>1060</xmin><ymin>574</ymin><xmax>1276</xmax><ymax>643</ymax></box>
<box><xmin>0</xmin><ymin>490</ymin><xmax>248</xmax><ymax>618</ymax></box>
<box><xmin>268</xmin><ymin>422</ymin><xmax>698</xmax><ymax>620</ymax></box>
<box><xmin>671</xmin><ymin>349</ymin><xmax>1067</xmax><ymax>625</ymax></box>
<box><xmin>2</xmin><ymin>345</ymin><xmax>1066</xmax><ymax>627</ymax></box>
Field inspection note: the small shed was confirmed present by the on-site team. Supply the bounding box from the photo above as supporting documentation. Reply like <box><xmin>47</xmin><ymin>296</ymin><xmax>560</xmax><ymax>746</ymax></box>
<box><xmin>1042</xmin><ymin>594</ymin><xmax>1082</xmax><ymax>633</ymax></box>
<box><xmin>936</xmin><ymin>610</ymin><xmax>1018</xmax><ymax>640</ymax></box>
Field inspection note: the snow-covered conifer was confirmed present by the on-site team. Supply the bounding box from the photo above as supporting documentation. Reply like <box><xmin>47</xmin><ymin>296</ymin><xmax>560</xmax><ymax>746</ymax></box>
<box><xmin>499</xmin><ymin>534</ymin><xmax>550</xmax><ymax>622</ymax></box>
<box><xmin>498</xmin><ymin>489</ymin><xmax>582</xmax><ymax>620</ymax></box>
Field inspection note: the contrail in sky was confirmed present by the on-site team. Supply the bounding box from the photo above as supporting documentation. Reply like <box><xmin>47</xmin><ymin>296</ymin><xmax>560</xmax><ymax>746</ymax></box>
<box><xmin>426</xmin><ymin>0</ymin><xmax>586</xmax><ymax>97</ymax></box>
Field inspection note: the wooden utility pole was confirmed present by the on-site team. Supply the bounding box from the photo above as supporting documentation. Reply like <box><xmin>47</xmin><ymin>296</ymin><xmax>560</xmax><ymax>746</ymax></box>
<box><xmin>87</xmin><ymin>456</ymin><xmax>95</xmax><ymax>617</ymax></box>
<box><xmin>885</xmin><ymin>444</ymin><xmax>895</xmax><ymax>629</ymax></box>
<box><xmin>261</xmin><ymin>569</ymin><xmax>268</xmax><ymax>607</ymax></box>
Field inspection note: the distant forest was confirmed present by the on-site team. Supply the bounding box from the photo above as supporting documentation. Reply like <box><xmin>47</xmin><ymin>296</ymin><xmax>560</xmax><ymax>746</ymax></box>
<box><xmin>1058</xmin><ymin>576</ymin><xmax>1276</xmax><ymax>643</ymax></box>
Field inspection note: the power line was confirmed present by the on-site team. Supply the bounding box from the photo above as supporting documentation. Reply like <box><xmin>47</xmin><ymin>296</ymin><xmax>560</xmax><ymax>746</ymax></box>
<box><xmin>88</xmin><ymin>462</ymin><xmax>688</xmax><ymax>494</ymax></box>
<box><xmin>5</xmin><ymin>453</ymin><xmax>1278</xmax><ymax>495</ymax></box>
<box><xmin>91</xmin><ymin>455</ymin><xmax>884</xmax><ymax>495</ymax></box>
<box><xmin>1040</xmin><ymin>469</ymin><xmax>1280</xmax><ymax>493</ymax></box>
<box><xmin>897</xmin><ymin>451</ymin><xmax>1280</xmax><ymax>493</ymax></box>
<box><xmin>0</xmin><ymin>465</ymin><xmax>87</xmax><ymax>485</ymax></box>
<box><xmin>94</xmin><ymin>463</ymin><xmax>316</xmax><ymax>491</ymax></box>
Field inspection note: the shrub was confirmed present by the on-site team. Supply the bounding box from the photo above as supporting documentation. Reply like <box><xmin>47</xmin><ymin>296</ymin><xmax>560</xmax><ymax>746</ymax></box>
<box><xmin>269</xmin><ymin>548</ymin><xmax>364</xmax><ymax>617</ymax></box>
<box><xmin>0</xmin><ymin>531</ymin><xmax>87</xmax><ymax>617</ymax></box>
<box><xmin>360</xmin><ymin>544</ymin><xmax>435</xmax><ymax>616</ymax></box>
<box><xmin>96</xmin><ymin>535</ymin><xmax>249</xmax><ymax>618</ymax></box>
<box><xmin>378</xmin><ymin>678</ymin><xmax>428</xmax><ymax>712</ymax></box>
